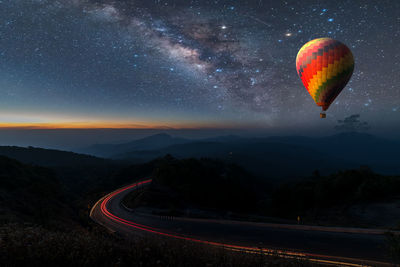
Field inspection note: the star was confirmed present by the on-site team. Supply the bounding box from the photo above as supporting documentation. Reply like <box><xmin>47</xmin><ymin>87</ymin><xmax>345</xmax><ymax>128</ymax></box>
<box><xmin>0</xmin><ymin>0</ymin><xmax>398</xmax><ymax>133</ymax></box>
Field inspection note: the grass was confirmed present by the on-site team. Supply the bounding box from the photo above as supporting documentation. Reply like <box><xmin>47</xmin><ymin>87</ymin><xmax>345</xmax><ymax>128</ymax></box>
<box><xmin>385</xmin><ymin>232</ymin><xmax>400</xmax><ymax>264</ymax></box>
<box><xmin>0</xmin><ymin>223</ymin><xmax>315</xmax><ymax>267</ymax></box>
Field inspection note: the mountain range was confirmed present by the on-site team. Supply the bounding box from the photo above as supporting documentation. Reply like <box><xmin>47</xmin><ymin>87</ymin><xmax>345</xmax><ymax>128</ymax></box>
<box><xmin>76</xmin><ymin>132</ymin><xmax>400</xmax><ymax>180</ymax></box>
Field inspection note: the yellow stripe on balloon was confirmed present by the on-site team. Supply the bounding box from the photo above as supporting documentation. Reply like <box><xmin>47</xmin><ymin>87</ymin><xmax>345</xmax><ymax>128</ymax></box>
<box><xmin>307</xmin><ymin>53</ymin><xmax>354</xmax><ymax>100</ymax></box>
<box><xmin>296</xmin><ymin>38</ymin><xmax>331</xmax><ymax>63</ymax></box>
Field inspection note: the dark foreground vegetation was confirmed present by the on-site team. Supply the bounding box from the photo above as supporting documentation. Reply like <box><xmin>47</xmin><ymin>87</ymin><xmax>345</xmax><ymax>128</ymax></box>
<box><xmin>123</xmin><ymin>156</ymin><xmax>263</xmax><ymax>215</ymax></box>
<box><xmin>0</xmin><ymin>224</ymin><xmax>310</xmax><ymax>267</ymax></box>
<box><xmin>122</xmin><ymin>156</ymin><xmax>400</xmax><ymax>229</ymax></box>
<box><xmin>272</xmin><ymin>168</ymin><xmax>400</xmax><ymax>227</ymax></box>
<box><xmin>385</xmin><ymin>232</ymin><xmax>400</xmax><ymax>264</ymax></box>
<box><xmin>0</xmin><ymin>145</ymin><xmax>400</xmax><ymax>265</ymax></box>
<box><xmin>0</xmin><ymin>154</ymin><xmax>312</xmax><ymax>266</ymax></box>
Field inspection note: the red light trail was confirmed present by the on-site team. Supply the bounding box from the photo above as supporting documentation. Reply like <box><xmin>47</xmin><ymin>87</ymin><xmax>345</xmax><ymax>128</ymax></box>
<box><xmin>92</xmin><ymin>179</ymin><xmax>390</xmax><ymax>267</ymax></box>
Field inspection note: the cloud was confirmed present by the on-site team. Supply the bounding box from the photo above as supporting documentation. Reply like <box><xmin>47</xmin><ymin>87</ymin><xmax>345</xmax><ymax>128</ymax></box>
<box><xmin>86</xmin><ymin>4</ymin><xmax>122</xmax><ymax>22</ymax></box>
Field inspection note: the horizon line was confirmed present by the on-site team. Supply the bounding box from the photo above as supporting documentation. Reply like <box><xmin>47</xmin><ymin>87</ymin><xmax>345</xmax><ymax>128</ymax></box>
<box><xmin>0</xmin><ymin>122</ymin><xmax>259</xmax><ymax>130</ymax></box>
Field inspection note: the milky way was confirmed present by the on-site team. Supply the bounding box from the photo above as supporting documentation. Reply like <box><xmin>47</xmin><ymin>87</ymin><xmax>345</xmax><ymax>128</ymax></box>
<box><xmin>0</xmin><ymin>0</ymin><xmax>399</xmax><ymax>132</ymax></box>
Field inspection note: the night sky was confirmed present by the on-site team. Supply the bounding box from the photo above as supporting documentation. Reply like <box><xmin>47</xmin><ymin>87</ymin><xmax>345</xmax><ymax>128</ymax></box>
<box><xmin>0</xmin><ymin>0</ymin><xmax>399</xmax><ymax>141</ymax></box>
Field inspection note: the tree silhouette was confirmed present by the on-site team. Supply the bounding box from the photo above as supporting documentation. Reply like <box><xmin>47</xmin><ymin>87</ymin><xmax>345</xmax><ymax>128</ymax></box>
<box><xmin>334</xmin><ymin>114</ymin><xmax>370</xmax><ymax>132</ymax></box>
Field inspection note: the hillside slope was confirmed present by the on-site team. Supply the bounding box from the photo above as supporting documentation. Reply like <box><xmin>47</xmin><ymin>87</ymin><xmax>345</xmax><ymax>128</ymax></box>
<box><xmin>0</xmin><ymin>156</ymin><xmax>73</xmax><ymax>225</ymax></box>
<box><xmin>0</xmin><ymin>146</ymin><xmax>109</xmax><ymax>167</ymax></box>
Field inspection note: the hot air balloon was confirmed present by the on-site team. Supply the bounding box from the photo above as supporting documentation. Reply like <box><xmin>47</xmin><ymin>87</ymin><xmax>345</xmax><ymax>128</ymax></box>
<box><xmin>296</xmin><ymin>38</ymin><xmax>354</xmax><ymax>118</ymax></box>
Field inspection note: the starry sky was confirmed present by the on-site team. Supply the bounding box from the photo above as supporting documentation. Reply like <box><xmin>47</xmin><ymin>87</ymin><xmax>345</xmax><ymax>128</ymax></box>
<box><xmin>0</xmin><ymin>0</ymin><xmax>399</xmax><ymax>139</ymax></box>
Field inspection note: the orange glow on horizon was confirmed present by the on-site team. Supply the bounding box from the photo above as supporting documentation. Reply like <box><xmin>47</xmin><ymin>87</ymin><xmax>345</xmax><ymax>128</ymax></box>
<box><xmin>0</xmin><ymin>120</ymin><xmax>246</xmax><ymax>130</ymax></box>
<box><xmin>0</xmin><ymin>121</ymin><xmax>168</xmax><ymax>129</ymax></box>
<box><xmin>0</xmin><ymin>111</ymin><xmax>261</xmax><ymax>129</ymax></box>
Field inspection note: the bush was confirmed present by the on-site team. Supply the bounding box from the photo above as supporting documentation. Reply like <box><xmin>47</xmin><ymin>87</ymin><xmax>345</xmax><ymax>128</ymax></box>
<box><xmin>149</xmin><ymin>157</ymin><xmax>259</xmax><ymax>212</ymax></box>
<box><xmin>0</xmin><ymin>224</ymin><xmax>311</xmax><ymax>267</ymax></box>
<box><xmin>271</xmin><ymin>168</ymin><xmax>400</xmax><ymax>218</ymax></box>
<box><xmin>385</xmin><ymin>232</ymin><xmax>400</xmax><ymax>264</ymax></box>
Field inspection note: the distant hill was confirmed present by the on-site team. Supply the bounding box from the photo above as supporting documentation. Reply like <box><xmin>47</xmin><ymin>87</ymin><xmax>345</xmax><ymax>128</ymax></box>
<box><xmin>114</xmin><ymin>141</ymin><xmax>354</xmax><ymax>180</ymax></box>
<box><xmin>0</xmin><ymin>146</ymin><xmax>110</xmax><ymax>167</ymax></box>
<box><xmin>201</xmin><ymin>134</ymin><xmax>242</xmax><ymax>143</ymax></box>
<box><xmin>260</xmin><ymin>132</ymin><xmax>400</xmax><ymax>174</ymax></box>
<box><xmin>105</xmin><ymin>132</ymin><xmax>400</xmax><ymax>180</ymax></box>
<box><xmin>77</xmin><ymin>133</ymin><xmax>190</xmax><ymax>158</ymax></box>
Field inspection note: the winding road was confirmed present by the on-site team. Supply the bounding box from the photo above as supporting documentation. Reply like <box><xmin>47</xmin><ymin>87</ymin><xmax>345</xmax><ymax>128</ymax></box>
<box><xmin>90</xmin><ymin>179</ymin><xmax>395</xmax><ymax>266</ymax></box>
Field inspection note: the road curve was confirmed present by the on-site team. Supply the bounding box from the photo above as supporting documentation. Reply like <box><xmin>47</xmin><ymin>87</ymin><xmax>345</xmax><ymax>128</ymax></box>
<box><xmin>90</xmin><ymin>179</ymin><xmax>393</xmax><ymax>267</ymax></box>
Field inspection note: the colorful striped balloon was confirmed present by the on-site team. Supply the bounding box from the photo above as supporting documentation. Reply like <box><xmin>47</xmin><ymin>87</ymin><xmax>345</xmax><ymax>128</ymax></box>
<box><xmin>296</xmin><ymin>38</ymin><xmax>354</xmax><ymax>114</ymax></box>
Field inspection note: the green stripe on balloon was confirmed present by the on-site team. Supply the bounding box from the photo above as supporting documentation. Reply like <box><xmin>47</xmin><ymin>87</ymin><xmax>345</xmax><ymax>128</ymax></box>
<box><xmin>313</xmin><ymin>65</ymin><xmax>354</xmax><ymax>103</ymax></box>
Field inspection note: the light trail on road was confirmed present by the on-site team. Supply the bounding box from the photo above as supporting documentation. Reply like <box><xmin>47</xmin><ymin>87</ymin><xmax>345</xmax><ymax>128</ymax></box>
<box><xmin>92</xmin><ymin>179</ymin><xmax>391</xmax><ymax>267</ymax></box>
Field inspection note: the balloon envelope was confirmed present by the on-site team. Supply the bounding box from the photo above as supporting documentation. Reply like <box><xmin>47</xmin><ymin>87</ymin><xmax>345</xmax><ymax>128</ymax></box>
<box><xmin>296</xmin><ymin>38</ymin><xmax>354</xmax><ymax>111</ymax></box>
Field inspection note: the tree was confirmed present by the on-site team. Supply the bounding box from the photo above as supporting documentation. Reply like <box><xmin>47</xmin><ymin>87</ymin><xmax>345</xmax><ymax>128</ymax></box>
<box><xmin>334</xmin><ymin>114</ymin><xmax>370</xmax><ymax>132</ymax></box>
<box><xmin>385</xmin><ymin>232</ymin><xmax>400</xmax><ymax>264</ymax></box>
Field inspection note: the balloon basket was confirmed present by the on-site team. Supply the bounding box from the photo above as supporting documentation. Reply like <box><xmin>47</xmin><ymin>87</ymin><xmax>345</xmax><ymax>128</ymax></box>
<box><xmin>320</xmin><ymin>113</ymin><xmax>326</xmax><ymax>118</ymax></box>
